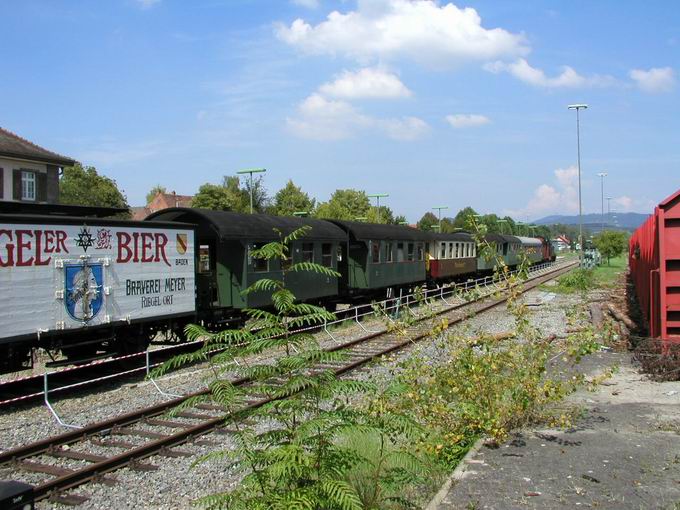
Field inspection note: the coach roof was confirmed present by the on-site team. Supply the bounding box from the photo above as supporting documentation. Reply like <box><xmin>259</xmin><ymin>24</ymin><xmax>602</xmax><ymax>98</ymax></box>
<box><xmin>146</xmin><ymin>208</ymin><xmax>347</xmax><ymax>242</ymax></box>
<box><xmin>328</xmin><ymin>220</ymin><xmax>432</xmax><ymax>242</ymax></box>
<box><xmin>432</xmin><ymin>231</ymin><xmax>474</xmax><ymax>242</ymax></box>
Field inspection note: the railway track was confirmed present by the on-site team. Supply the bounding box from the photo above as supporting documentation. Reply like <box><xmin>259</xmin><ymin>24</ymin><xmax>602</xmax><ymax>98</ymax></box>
<box><xmin>0</xmin><ymin>342</ymin><xmax>206</xmax><ymax>409</ymax></box>
<box><xmin>0</xmin><ymin>260</ymin><xmax>561</xmax><ymax>409</ymax></box>
<box><xmin>0</xmin><ymin>260</ymin><xmax>577</xmax><ymax>505</ymax></box>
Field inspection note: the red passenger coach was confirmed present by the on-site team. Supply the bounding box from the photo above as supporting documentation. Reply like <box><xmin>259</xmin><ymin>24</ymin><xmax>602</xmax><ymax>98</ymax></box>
<box><xmin>629</xmin><ymin>189</ymin><xmax>680</xmax><ymax>342</ymax></box>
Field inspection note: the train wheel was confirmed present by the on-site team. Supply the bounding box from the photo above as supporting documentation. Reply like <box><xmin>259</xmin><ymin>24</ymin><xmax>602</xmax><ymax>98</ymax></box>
<box><xmin>0</xmin><ymin>344</ymin><xmax>32</xmax><ymax>373</ymax></box>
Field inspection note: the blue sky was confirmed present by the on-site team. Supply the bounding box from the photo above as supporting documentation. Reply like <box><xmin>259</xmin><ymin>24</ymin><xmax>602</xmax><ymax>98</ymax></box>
<box><xmin>1</xmin><ymin>0</ymin><xmax>678</xmax><ymax>222</ymax></box>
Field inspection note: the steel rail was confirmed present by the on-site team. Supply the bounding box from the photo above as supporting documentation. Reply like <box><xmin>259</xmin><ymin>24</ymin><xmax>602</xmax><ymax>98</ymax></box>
<box><xmin>1</xmin><ymin>261</ymin><xmax>577</xmax><ymax>503</ymax></box>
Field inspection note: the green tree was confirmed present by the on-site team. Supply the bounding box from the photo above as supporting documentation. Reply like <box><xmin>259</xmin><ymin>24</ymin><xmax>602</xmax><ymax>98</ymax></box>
<box><xmin>146</xmin><ymin>184</ymin><xmax>166</xmax><ymax>204</ymax></box>
<box><xmin>315</xmin><ymin>189</ymin><xmax>370</xmax><ymax>221</ymax></box>
<box><xmin>192</xmin><ymin>175</ymin><xmax>269</xmax><ymax>213</ymax></box>
<box><xmin>593</xmin><ymin>230</ymin><xmax>628</xmax><ymax>265</ymax></box>
<box><xmin>417</xmin><ymin>212</ymin><xmax>438</xmax><ymax>231</ymax></box>
<box><xmin>394</xmin><ymin>214</ymin><xmax>408</xmax><ymax>225</ymax></box>
<box><xmin>59</xmin><ymin>163</ymin><xmax>130</xmax><ymax>215</ymax></box>
<box><xmin>367</xmin><ymin>205</ymin><xmax>395</xmax><ymax>224</ymax></box>
<box><xmin>270</xmin><ymin>179</ymin><xmax>315</xmax><ymax>216</ymax></box>
<box><xmin>453</xmin><ymin>206</ymin><xmax>478</xmax><ymax>229</ymax></box>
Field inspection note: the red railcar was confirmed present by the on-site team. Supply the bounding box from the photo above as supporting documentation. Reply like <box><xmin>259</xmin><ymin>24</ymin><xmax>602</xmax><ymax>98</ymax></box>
<box><xmin>629</xmin><ymin>189</ymin><xmax>680</xmax><ymax>342</ymax></box>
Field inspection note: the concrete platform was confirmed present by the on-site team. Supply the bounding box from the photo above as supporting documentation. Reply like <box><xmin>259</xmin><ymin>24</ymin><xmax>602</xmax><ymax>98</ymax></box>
<box><xmin>430</xmin><ymin>352</ymin><xmax>680</xmax><ymax>509</ymax></box>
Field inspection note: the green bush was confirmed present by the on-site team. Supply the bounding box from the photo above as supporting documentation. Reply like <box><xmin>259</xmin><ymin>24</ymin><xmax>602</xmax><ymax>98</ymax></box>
<box><xmin>557</xmin><ymin>268</ymin><xmax>595</xmax><ymax>293</ymax></box>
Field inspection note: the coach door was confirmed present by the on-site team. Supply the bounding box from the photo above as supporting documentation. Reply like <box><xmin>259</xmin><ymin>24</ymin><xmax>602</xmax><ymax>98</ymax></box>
<box><xmin>196</xmin><ymin>241</ymin><xmax>218</xmax><ymax>309</ymax></box>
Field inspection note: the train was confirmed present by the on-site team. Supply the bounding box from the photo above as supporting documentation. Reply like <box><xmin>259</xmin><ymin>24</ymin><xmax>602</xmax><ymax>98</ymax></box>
<box><xmin>629</xmin><ymin>188</ymin><xmax>680</xmax><ymax>342</ymax></box>
<box><xmin>0</xmin><ymin>203</ymin><xmax>555</xmax><ymax>371</ymax></box>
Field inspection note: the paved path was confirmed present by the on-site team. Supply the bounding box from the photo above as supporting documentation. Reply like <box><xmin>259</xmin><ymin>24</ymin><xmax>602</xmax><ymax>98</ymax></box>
<box><xmin>433</xmin><ymin>352</ymin><xmax>680</xmax><ymax>509</ymax></box>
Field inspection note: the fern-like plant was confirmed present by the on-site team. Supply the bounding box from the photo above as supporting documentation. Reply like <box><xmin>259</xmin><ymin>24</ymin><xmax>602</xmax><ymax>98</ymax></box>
<box><xmin>153</xmin><ymin>226</ymin><xmax>430</xmax><ymax>509</ymax></box>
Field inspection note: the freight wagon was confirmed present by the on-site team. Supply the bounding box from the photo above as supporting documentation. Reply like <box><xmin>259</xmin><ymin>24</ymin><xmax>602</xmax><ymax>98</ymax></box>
<box><xmin>0</xmin><ymin>207</ymin><xmax>196</xmax><ymax>370</ymax></box>
<box><xmin>629</xmin><ymin>188</ymin><xmax>680</xmax><ymax>342</ymax></box>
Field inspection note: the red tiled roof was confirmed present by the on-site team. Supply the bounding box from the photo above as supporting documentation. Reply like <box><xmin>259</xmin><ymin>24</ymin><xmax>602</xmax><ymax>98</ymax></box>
<box><xmin>0</xmin><ymin>127</ymin><xmax>76</xmax><ymax>166</ymax></box>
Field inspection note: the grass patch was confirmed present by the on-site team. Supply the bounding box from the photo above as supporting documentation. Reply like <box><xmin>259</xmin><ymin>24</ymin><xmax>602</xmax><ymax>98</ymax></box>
<box><xmin>593</xmin><ymin>255</ymin><xmax>627</xmax><ymax>287</ymax></box>
<box><xmin>550</xmin><ymin>255</ymin><xmax>628</xmax><ymax>293</ymax></box>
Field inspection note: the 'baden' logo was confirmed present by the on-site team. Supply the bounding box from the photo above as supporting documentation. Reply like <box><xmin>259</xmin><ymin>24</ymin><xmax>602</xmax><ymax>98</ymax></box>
<box><xmin>176</xmin><ymin>233</ymin><xmax>188</xmax><ymax>255</ymax></box>
<box><xmin>65</xmin><ymin>262</ymin><xmax>103</xmax><ymax>322</ymax></box>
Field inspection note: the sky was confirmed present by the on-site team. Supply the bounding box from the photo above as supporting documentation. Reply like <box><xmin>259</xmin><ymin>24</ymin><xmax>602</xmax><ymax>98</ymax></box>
<box><xmin>1</xmin><ymin>0</ymin><xmax>679</xmax><ymax>222</ymax></box>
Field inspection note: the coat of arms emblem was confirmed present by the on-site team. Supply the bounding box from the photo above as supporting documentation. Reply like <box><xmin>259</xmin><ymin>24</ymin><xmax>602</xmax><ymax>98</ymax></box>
<box><xmin>65</xmin><ymin>262</ymin><xmax>103</xmax><ymax>322</ymax></box>
<box><xmin>176</xmin><ymin>233</ymin><xmax>188</xmax><ymax>255</ymax></box>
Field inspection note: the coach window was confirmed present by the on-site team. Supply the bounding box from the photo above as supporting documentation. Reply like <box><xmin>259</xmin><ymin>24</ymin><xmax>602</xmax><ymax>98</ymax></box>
<box><xmin>251</xmin><ymin>243</ymin><xmax>269</xmax><ymax>272</ymax></box>
<box><xmin>396</xmin><ymin>243</ymin><xmax>405</xmax><ymax>262</ymax></box>
<box><xmin>282</xmin><ymin>245</ymin><xmax>293</xmax><ymax>270</ymax></box>
<box><xmin>371</xmin><ymin>241</ymin><xmax>380</xmax><ymax>264</ymax></box>
<box><xmin>407</xmin><ymin>243</ymin><xmax>414</xmax><ymax>261</ymax></box>
<box><xmin>302</xmin><ymin>242</ymin><xmax>314</xmax><ymax>263</ymax></box>
<box><xmin>386</xmin><ymin>242</ymin><xmax>394</xmax><ymax>263</ymax></box>
<box><xmin>417</xmin><ymin>243</ymin><xmax>424</xmax><ymax>261</ymax></box>
<box><xmin>322</xmin><ymin>243</ymin><xmax>333</xmax><ymax>267</ymax></box>
<box><xmin>439</xmin><ymin>242</ymin><xmax>445</xmax><ymax>259</ymax></box>
<box><xmin>199</xmin><ymin>245</ymin><xmax>211</xmax><ymax>273</ymax></box>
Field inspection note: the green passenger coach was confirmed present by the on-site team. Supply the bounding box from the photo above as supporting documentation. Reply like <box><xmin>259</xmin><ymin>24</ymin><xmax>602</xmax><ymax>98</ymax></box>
<box><xmin>328</xmin><ymin>220</ymin><xmax>431</xmax><ymax>296</ymax></box>
<box><xmin>146</xmin><ymin>208</ymin><xmax>347</xmax><ymax>324</ymax></box>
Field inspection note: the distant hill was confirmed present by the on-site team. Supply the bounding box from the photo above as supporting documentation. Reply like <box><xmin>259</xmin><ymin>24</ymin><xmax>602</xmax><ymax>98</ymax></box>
<box><xmin>533</xmin><ymin>212</ymin><xmax>648</xmax><ymax>231</ymax></box>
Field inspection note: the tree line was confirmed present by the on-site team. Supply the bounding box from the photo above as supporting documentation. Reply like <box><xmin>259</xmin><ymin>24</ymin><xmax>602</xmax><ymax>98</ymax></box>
<box><xmin>58</xmin><ymin>163</ymin><xmax>579</xmax><ymax>239</ymax></box>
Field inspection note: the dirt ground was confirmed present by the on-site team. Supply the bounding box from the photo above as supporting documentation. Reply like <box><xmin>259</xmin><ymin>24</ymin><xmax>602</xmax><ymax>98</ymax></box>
<box><xmin>432</xmin><ymin>350</ymin><xmax>680</xmax><ymax>509</ymax></box>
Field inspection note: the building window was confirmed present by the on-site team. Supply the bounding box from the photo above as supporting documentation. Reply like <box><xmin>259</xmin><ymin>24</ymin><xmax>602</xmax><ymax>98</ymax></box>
<box><xmin>322</xmin><ymin>243</ymin><xmax>333</xmax><ymax>267</ymax></box>
<box><xmin>407</xmin><ymin>243</ymin><xmax>414</xmax><ymax>261</ymax></box>
<box><xmin>251</xmin><ymin>243</ymin><xmax>269</xmax><ymax>272</ymax></box>
<box><xmin>386</xmin><ymin>242</ymin><xmax>393</xmax><ymax>263</ymax></box>
<box><xmin>372</xmin><ymin>241</ymin><xmax>380</xmax><ymax>264</ymax></box>
<box><xmin>302</xmin><ymin>243</ymin><xmax>314</xmax><ymax>263</ymax></box>
<box><xmin>21</xmin><ymin>171</ymin><xmax>35</xmax><ymax>201</ymax></box>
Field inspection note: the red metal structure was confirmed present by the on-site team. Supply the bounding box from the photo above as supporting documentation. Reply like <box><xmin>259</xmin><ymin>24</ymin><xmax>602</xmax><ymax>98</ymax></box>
<box><xmin>629</xmin><ymin>188</ymin><xmax>680</xmax><ymax>342</ymax></box>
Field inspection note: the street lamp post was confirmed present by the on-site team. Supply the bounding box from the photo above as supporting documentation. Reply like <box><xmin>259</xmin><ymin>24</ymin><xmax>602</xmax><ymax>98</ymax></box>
<box><xmin>236</xmin><ymin>168</ymin><xmax>267</xmax><ymax>214</ymax></box>
<box><xmin>367</xmin><ymin>193</ymin><xmax>389</xmax><ymax>223</ymax></box>
<box><xmin>597</xmin><ymin>172</ymin><xmax>607</xmax><ymax>234</ymax></box>
<box><xmin>433</xmin><ymin>206</ymin><xmax>449</xmax><ymax>232</ymax></box>
<box><xmin>568</xmin><ymin>103</ymin><xmax>588</xmax><ymax>265</ymax></box>
<box><xmin>606</xmin><ymin>197</ymin><xmax>612</xmax><ymax>226</ymax></box>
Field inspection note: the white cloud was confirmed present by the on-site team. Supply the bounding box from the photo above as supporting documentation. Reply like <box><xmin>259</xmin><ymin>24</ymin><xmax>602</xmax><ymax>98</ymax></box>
<box><xmin>276</xmin><ymin>0</ymin><xmax>528</xmax><ymax>67</ymax></box>
<box><xmin>292</xmin><ymin>0</ymin><xmax>319</xmax><ymax>8</ymax></box>
<box><xmin>506</xmin><ymin>166</ymin><xmax>579</xmax><ymax>218</ymax></box>
<box><xmin>286</xmin><ymin>93</ymin><xmax>428</xmax><ymax>141</ymax></box>
<box><xmin>485</xmin><ymin>58</ymin><xmax>614</xmax><ymax>88</ymax></box>
<box><xmin>380</xmin><ymin>116</ymin><xmax>429</xmax><ymax>140</ymax></box>
<box><xmin>629</xmin><ymin>67</ymin><xmax>675</xmax><ymax>93</ymax></box>
<box><xmin>445</xmin><ymin>113</ymin><xmax>490</xmax><ymax>128</ymax></box>
<box><xmin>319</xmin><ymin>68</ymin><xmax>412</xmax><ymax>99</ymax></box>
<box><xmin>135</xmin><ymin>0</ymin><xmax>161</xmax><ymax>9</ymax></box>
<box><xmin>613</xmin><ymin>196</ymin><xmax>634</xmax><ymax>212</ymax></box>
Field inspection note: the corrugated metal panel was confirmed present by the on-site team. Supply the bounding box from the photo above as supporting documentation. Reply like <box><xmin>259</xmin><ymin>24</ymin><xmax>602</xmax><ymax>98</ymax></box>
<box><xmin>630</xmin><ymin>188</ymin><xmax>680</xmax><ymax>342</ymax></box>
